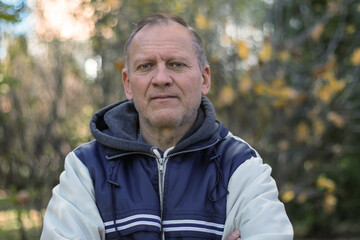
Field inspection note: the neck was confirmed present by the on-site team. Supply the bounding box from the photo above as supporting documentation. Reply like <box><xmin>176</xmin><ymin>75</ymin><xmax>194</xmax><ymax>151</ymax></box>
<box><xmin>139</xmin><ymin>117</ymin><xmax>196</xmax><ymax>152</ymax></box>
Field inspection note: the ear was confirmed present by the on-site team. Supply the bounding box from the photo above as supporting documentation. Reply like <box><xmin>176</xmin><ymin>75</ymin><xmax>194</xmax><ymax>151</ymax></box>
<box><xmin>201</xmin><ymin>65</ymin><xmax>211</xmax><ymax>95</ymax></box>
<box><xmin>122</xmin><ymin>68</ymin><xmax>133</xmax><ymax>100</ymax></box>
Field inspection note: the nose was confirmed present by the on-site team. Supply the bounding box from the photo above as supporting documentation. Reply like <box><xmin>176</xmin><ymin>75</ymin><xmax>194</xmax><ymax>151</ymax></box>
<box><xmin>152</xmin><ymin>63</ymin><xmax>173</xmax><ymax>87</ymax></box>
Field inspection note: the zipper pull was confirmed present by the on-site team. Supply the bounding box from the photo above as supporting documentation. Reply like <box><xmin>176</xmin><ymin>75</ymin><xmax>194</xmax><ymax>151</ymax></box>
<box><xmin>151</xmin><ymin>147</ymin><xmax>165</xmax><ymax>172</ymax></box>
<box><xmin>158</xmin><ymin>158</ymin><xmax>164</xmax><ymax>173</ymax></box>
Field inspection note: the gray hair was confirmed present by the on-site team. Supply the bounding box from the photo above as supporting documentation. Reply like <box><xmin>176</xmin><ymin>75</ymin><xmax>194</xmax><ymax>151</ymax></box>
<box><xmin>124</xmin><ymin>13</ymin><xmax>208</xmax><ymax>72</ymax></box>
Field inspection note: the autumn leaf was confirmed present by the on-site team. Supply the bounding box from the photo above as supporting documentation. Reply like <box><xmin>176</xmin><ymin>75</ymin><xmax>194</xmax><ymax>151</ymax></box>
<box><xmin>317</xmin><ymin>175</ymin><xmax>336</xmax><ymax>193</ymax></box>
<box><xmin>327</xmin><ymin>111</ymin><xmax>346</xmax><ymax>128</ymax></box>
<box><xmin>114</xmin><ymin>60</ymin><xmax>125</xmax><ymax>71</ymax></box>
<box><xmin>346</xmin><ymin>25</ymin><xmax>356</xmax><ymax>34</ymax></box>
<box><xmin>295</xmin><ymin>122</ymin><xmax>310</xmax><ymax>142</ymax></box>
<box><xmin>351</xmin><ymin>48</ymin><xmax>360</xmax><ymax>66</ymax></box>
<box><xmin>218</xmin><ymin>86</ymin><xmax>235</xmax><ymax>107</ymax></box>
<box><xmin>236</xmin><ymin>40</ymin><xmax>249</xmax><ymax>60</ymax></box>
<box><xmin>314</xmin><ymin>71</ymin><xmax>346</xmax><ymax>103</ymax></box>
<box><xmin>282</xmin><ymin>190</ymin><xmax>295</xmax><ymax>203</ymax></box>
<box><xmin>323</xmin><ymin>193</ymin><xmax>337</xmax><ymax>214</ymax></box>
<box><xmin>272</xmin><ymin>78</ymin><xmax>285</xmax><ymax>87</ymax></box>
<box><xmin>258</xmin><ymin>41</ymin><xmax>272</xmax><ymax>62</ymax></box>
<box><xmin>238</xmin><ymin>75</ymin><xmax>253</xmax><ymax>93</ymax></box>
<box><xmin>297</xmin><ymin>193</ymin><xmax>308</xmax><ymax>204</ymax></box>
<box><xmin>278</xmin><ymin>50</ymin><xmax>290</xmax><ymax>62</ymax></box>
<box><xmin>195</xmin><ymin>14</ymin><xmax>210</xmax><ymax>29</ymax></box>
<box><xmin>313</xmin><ymin>118</ymin><xmax>325</xmax><ymax>139</ymax></box>
<box><xmin>220</xmin><ymin>34</ymin><xmax>233</xmax><ymax>46</ymax></box>
<box><xmin>311</xmin><ymin>23</ymin><xmax>324</xmax><ymax>42</ymax></box>
<box><xmin>105</xmin><ymin>0</ymin><xmax>122</xmax><ymax>9</ymax></box>
<box><xmin>254</xmin><ymin>83</ymin><xmax>267</xmax><ymax>95</ymax></box>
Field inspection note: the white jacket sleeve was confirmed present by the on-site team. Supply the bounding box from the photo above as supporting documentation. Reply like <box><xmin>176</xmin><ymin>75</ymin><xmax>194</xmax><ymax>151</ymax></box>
<box><xmin>222</xmin><ymin>157</ymin><xmax>294</xmax><ymax>240</ymax></box>
<box><xmin>41</xmin><ymin>152</ymin><xmax>105</xmax><ymax>240</ymax></box>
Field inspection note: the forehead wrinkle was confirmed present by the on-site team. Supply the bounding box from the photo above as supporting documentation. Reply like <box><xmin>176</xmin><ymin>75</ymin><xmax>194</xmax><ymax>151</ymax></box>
<box><xmin>130</xmin><ymin>23</ymin><xmax>195</xmax><ymax>50</ymax></box>
<box><xmin>127</xmin><ymin>22</ymin><xmax>198</xmax><ymax>71</ymax></box>
<box><xmin>130</xmin><ymin>40</ymin><xmax>195</xmax><ymax>67</ymax></box>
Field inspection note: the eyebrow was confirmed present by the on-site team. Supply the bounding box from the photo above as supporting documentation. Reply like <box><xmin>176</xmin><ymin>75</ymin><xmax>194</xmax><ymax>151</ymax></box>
<box><xmin>132</xmin><ymin>55</ymin><xmax>191</xmax><ymax>66</ymax></box>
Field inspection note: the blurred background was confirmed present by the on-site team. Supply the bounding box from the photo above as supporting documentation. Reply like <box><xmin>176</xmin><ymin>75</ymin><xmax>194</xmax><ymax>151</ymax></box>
<box><xmin>0</xmin><ymin>0</ymin><xmax>359</xmax><ymax>239</ymax></box>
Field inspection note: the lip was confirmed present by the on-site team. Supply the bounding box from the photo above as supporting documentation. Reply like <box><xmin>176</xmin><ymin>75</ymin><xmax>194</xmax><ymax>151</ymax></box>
<box><xmin>150</xmin><ymin>95</ymin><xmax>178</xmax><ymax>104</ymax></box>
<box><xmin>150</xmin><ymin>94</ymin><xmax>177</xmax><ymax>100</ymax></box>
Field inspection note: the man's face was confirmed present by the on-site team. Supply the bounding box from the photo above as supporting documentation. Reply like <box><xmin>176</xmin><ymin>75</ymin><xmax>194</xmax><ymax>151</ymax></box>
<box><xmin>122</xmin><ymin>22</ymin><xmax>211</xmax><ymax>130</ymax></box>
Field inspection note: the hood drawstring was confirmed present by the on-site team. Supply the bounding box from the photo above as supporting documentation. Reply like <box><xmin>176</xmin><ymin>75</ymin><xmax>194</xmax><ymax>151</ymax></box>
<box><xmin>106</xmin><ymin>159</ymin><xmax>122</xmax><ymax>239</ymax></box>
<box><xmin>207</xmin><ymin>148</ymin><xmax>229</xmax><ymax>202</ymax></box>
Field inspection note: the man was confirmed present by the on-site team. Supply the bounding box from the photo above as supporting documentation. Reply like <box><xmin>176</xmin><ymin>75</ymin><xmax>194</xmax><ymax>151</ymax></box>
<box><xmin>41</xmin><ymin>13</ymin><xmax>293</xmax><ymax>240</ymax></box>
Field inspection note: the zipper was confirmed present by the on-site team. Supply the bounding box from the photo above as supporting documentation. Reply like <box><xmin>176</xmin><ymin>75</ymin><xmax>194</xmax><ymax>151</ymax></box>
<box><xmin>150</xmin><ymin>139</ymin><xmax>220</xmax><ymax>239</ymax></box>
<box><xmin>151</xmin><ymin>147</ymin><xmax>173</xmax><ymax>240</ymax></box>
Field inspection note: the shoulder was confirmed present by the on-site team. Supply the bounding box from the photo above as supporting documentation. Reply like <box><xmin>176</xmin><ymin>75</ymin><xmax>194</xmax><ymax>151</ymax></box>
<box><xmin>73</xmin><ymin>140</ymin><xmax>105</xmax><ymax>163</ymax></box>
<box><xmin>218</xmin><ymin>132</ymin><xmax>259</xmax><ymax>168</ymax></box>
<box><xmin>72</xmin><ymin>140</ymin><xmax>108</xmax><ymax>179</ymax></box>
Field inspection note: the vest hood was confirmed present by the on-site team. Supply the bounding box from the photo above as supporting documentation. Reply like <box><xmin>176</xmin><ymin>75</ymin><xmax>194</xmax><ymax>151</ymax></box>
<box><xmin>90</xmin><ymin>96</ymin><xmax>224</xmax><ymax>154</ymax></box>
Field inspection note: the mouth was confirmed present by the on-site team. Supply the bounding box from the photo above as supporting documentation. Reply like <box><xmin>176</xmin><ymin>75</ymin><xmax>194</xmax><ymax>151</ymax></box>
<box><xmin>151</xmin><ymin>95</ymin><xmax>177</xmax><ymax>102</ymax></box>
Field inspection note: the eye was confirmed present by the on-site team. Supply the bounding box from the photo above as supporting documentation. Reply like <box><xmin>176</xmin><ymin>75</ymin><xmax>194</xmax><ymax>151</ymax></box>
<box><xmin>137</xmin><ymin>63</ymin><xmax>153</xmax><ymax>71</ymax></box>
<box><xmin>169</xmin><ymin>62</ymin><xmax>186</xmax><ymax>69</ymax></box>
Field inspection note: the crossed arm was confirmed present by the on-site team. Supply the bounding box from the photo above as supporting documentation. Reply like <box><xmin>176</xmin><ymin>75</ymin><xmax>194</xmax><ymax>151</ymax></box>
<box><xmin>225</xmin><ymin>230</ymin><xmax>241</xmax><ymax>240</ymax></box>
<box><xmin>41</xmin><ymin>152</ymin><xmax>293</xmax><ymax>240</ymax></box>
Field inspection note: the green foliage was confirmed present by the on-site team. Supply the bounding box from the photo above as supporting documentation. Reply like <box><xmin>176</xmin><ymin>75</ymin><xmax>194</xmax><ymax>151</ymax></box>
<box><xmin>0</xmin><ymin>0</ymin><xmax>359</xmax><ymax>239</ymax></box>
<box><xmin>0</xmin><ymin>1</ymin><xmax>24</xmax><ymax>23</ymax></box>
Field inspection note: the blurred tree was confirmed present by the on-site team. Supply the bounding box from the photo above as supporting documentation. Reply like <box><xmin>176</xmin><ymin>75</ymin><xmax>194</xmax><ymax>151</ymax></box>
<box><xmin>0</xmin><ymin>1</ymin><xmax>24</xmax><ymax>23</ymax></box>
<box><xmin>87</xmin><ymin>1</ymin><xmax>360</xmax><ymax>236</ymax></box>
<box><xmin>214</xmin><ymin>0</ymin><xmax>360</xmax><ymax>237</ymax></box>
<box><xmin>1</xmin><ymin>0</ymin><xmax>359</xmax><ymax>239</ymax></box>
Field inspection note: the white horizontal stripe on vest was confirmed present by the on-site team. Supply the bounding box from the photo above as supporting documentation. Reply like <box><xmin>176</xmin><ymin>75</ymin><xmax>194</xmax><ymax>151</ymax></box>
<box><xmin>104</xmin><ymin>214</ymin><xmax>161</xmax><ymax>233</ymax></box>
<box><xmin>106</xmin><ymin>221</ymin><xmax>162</xmax><ymax>233</ymax></box>
<box><xmin>163</xmin><ymin>219</ymin><xmax>224</xmax><ymax>236</ymax></box>
<box><xmin>104</xmin><ymin>214</ymin><xmax>161</xmax><ymax>226</ymax></box>
<box><xmin>163</xmin><ymin>219</ymin><xmax>224</xmax><ymax>228</ymax></box>
<box><xmin>163</xmin><ymin>226</ymin><xmax>223</xmax><ymax>236</ymax></box>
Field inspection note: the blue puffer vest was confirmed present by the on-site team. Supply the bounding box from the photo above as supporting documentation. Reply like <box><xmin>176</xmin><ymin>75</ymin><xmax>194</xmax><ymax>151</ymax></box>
<box><xmin>81</xmin><ymin>97</ymin><xmax>257</xmax><ymax>239</ymax></box>
<box><xmin>74</xmin><ymin>128</ymin><xmax>256</xmax><ymax>240</ymax></box>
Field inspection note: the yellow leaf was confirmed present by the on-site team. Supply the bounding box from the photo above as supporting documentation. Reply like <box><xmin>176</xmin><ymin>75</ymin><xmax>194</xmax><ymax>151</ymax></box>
<box><xmin>313</xmin><ymin>118</ymin><xmax>325</xmax><ymax>139</ymax></box>
<box><xmin>311</xmin><ymin>23</ymin><xmax>324</xmax><ymax>41</ymax></box>
<box><xmin>278</xmin><ymin>50</ymin><xmax>290</xmax><ymax>62</ymax></box>
<box><xmin>254</xmin><ymin>83</ymin><xmax>267</xmax><ymax>95</ymax></box>
<box><xmin>346</xmin><ymin>25</ymin><xmax>356</xmax><ymax>34</ymax></box>
<box><xmin>323</xmin><ymin>193</ymin><xmax>337</xmax><ymax>214</ymax></box>
<box><xmin>317</xmin><ymin>175</ymin><xmax>336</xmax><ymax>193</ymax></box>
<box><xmin>297</xmin><ymin>193</ymin><xmax>308</xmax><ymax>204</ymax></box>
<box><xmin>282</xmin><ymin>190</ymin><xmax>295</xmax><ymax>203</ymax></box>
<box><xmin>114</xmin><ymin>60</ymin><xmax>125</xmax><ymax>71</ymax></box>
<box><xmin>236</xmin><ymin>41</ymin><xmax>249</xmax><ymax>60</ymax></box>
<box><xmin>220</xmin><ymin>34</ymin><xmax>233</xmax><ymax>46</ymax></box>
<box><xmin>272</xmin><ymin>78</ymin><xmax>285</xmax><ymax>87</ymax></box>
<box><xmin>295</xmin><ymin>122</ymin><xmax>310</xmax><ymax>142</ymax></box>
<box><xmin>105</xmin><ymin>0</ymin><xmax>122</xmax><ymax>9</ymax></box>
<box><xmin>314</xmin><ymin>71</ymin><xmax>346</xmax><ymax>103</ymax></box>
<box><xmin>195</xmin><ymin>14</ymin><xmax>210</xmax><ymax>30</ymax></box>
<box><xmin>218</xmin><ymin>86</ymin><xmax>235</xmax><ymax>107</ymax></box>
<box><xmin>351</xmin><ymin>48</ymin><xmax>360</xmax><ymax>66</ymax></box>
<box><xmin>327</xmin><ymin>111</ymin><xmax>346</xmax><ymax>128</ymax></box>
<box><xmin>315</xmin><ymin>86</ymin><xmax>330</xmax><ymax>103</ymax></box>
<box><xmin>259</xmin><ymin>42</ymin><xmax>272</xmax><ymax>62</ymax></box>
<box><xmin>238</xmin><ymin>76</ymin><xmax>253</xmax><ymax>93</ymax></box>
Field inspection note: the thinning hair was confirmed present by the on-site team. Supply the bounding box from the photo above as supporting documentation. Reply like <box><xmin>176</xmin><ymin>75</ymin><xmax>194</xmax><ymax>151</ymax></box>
<box><xmin>124</xmin><ymin>13</ymin><xmax>208</xmax><ymax>72</ymax></box>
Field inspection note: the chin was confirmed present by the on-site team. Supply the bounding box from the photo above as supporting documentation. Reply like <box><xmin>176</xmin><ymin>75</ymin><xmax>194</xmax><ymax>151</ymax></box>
<box><xmin>151</xmin><ymin>117</ymin><xmax>182</xmax><ymax>128</ymax></box>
